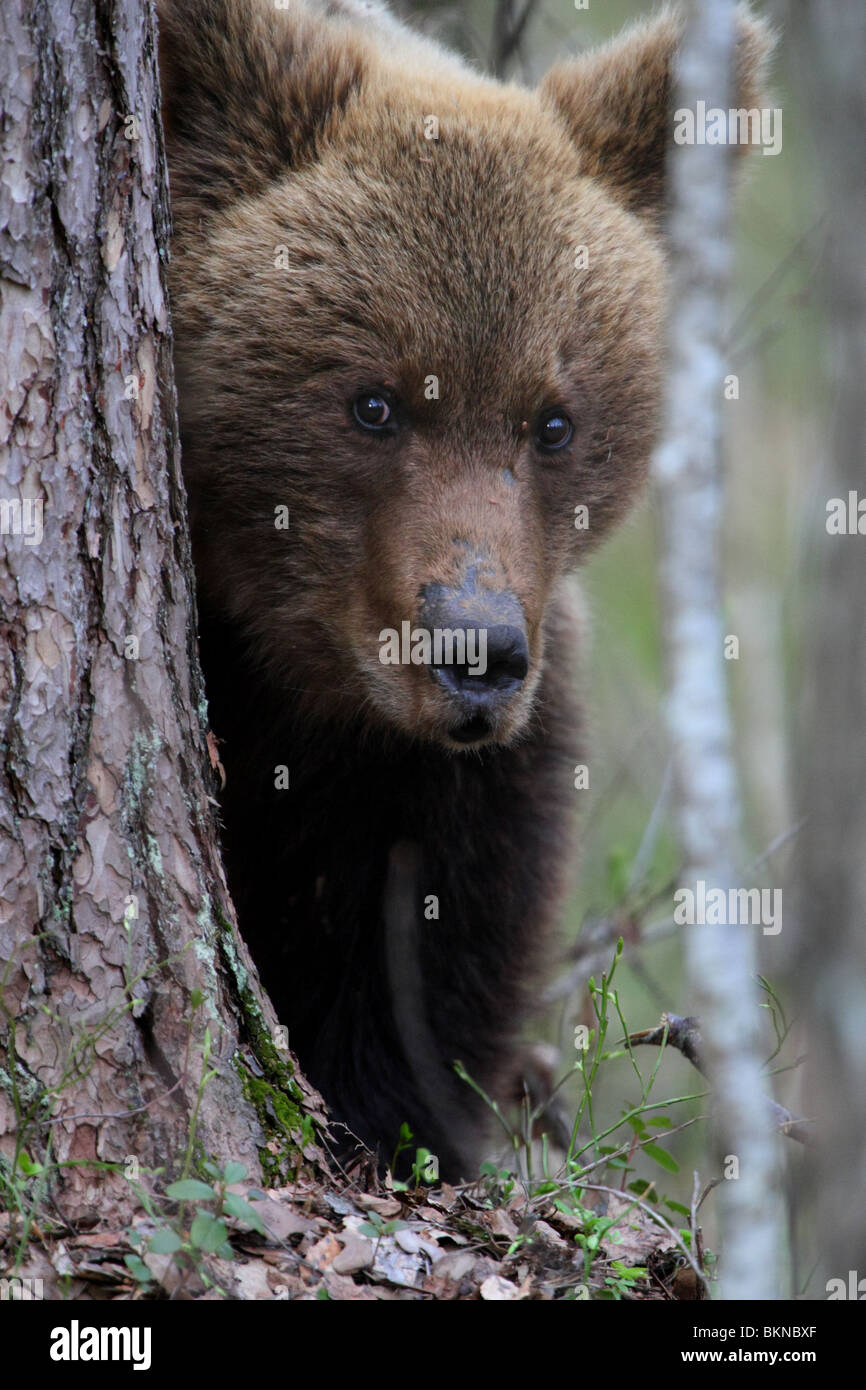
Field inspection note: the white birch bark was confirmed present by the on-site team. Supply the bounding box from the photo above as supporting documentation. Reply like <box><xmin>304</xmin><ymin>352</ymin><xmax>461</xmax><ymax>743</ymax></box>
<box><xmin>790</xmin><ymin>0</ymin><xmax>866</xmax><ymax>1292</ymax></box>
<box><xmin>651</xmin><ymin>0</ymin><xmax>781</xmax><ymax>1301</ymax></box>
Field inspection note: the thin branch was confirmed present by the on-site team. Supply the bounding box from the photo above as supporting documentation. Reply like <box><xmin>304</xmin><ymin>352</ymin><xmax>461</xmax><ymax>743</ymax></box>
<box><xmin>628</xmin><ymin>1012</ymin><xmax>814</xmax><ymax>1145</ymax></box>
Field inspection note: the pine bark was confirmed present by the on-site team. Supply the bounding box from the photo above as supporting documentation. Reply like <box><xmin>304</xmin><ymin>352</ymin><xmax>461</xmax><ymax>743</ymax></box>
<box><xmin>0</xmin><ymin>0</ymin><xmax>288</xmax><ymax>1231</ymax></box>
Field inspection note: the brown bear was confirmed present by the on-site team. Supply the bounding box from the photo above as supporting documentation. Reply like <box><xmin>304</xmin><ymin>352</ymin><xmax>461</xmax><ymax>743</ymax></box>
<box><xmin>158</xmin><ymin>0</ymin><xmax>769</xmax><ymax>1178</ymax></box>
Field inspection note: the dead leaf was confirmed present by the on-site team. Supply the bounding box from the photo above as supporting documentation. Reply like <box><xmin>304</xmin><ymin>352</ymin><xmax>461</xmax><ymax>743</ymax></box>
<box><xmin>50</xmin><ymin>1242</ymin><xmax>75</xmax><ymax>1278</ymax></box>
<box><xmin>332</xmin><ymin>1234</ymin><xmax>375</xmax><ymax>1275</ymax></box>
<box><xmin>258</xmin><ymin>1197</ymin><xmax>316</xmax><ymax>1243</ymax></box>
<box><xmin>480</xmin><ymin>1274</ymin><xmax>525</xmax><ymax>1301</ymax></box>
<box><xmin>530</xmin><ymin>1220</ymin><xmax>571</xmax><ymax>1252</ymax></box>
<box><xmin>487</xmin><ymin>1209</ymin><xmax>519</xmax><ymax>1241</ymax></box>
<box><xmin>415</xmin><ymin>1206</ymin><xmax>447</xmax><ymax>1224</ymax></box>
<box><xmin>355</xmin><ymin>1193</ymin><xmax>402</xmax><ymax>1218</ymax></box>
<box><xmin>427</xmin><ymin>1183</ymin><xmax>459</xmax><ymax>1212</ymax></box>
<box><xmin>597</xmin><ymin>1191</ymin><xmax>672</xmax><ymax>1268</ymax></box>
<box><xmin>305</xmin><ymin>1233</ymin><xmax>341</xmax><ymax>1271</ymax></box>
<box><xmin>429</xmin><ymin>1249</ymin><xmax>476</xmax><ymax>1281</ymax></box>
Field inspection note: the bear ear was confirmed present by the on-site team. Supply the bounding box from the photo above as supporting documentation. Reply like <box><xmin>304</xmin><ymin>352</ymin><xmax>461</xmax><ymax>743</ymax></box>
<box><xmin>539</xmin><ymin>4</ymin><xmax>773</xmax><ymax>226</ymax></box>
<box><xmin>158</xmin><ymin>0</ymin><xmax>367</xmax><ymax>217</ymax></box>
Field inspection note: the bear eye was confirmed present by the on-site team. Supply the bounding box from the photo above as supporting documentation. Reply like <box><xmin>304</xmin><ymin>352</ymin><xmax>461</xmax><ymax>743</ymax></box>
<box><xmin>353</xmin><ymin>392</ymin><xmax>392</xmax><ymax>430</ymax></box>
<box><xmin>535</xmin><ymin>409</ymin><xmax>573</xmax><ymax>451</ymax></box>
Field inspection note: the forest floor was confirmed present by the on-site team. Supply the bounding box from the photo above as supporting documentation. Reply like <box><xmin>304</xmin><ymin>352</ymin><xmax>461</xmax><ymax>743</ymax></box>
<box><xmin>4</xmin><ymin>1149</ymin><xmax>703</xmax><ymax>1302</ymax></box>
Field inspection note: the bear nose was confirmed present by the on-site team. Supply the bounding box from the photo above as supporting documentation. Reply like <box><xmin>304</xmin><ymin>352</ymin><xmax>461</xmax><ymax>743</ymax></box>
<box><xmin>429</xmin><ymin>620</ymin><xmax>529</xmax><ymax>698</ymax></box>
<box><xmin>419</xmin><ymin>581</ymin><xmax>529</xmax><ymax>739</ymax></box>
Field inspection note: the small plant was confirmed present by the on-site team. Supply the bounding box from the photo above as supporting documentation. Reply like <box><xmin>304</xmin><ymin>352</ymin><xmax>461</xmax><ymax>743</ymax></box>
<box><xmin>478</xmin><ymin>1161</ymin><xmax>518</xmax><ymax>1205</ymax></box>
<box><xmin>448</xmin><ymin>939</ymin><xmax>713</xmax><ymax>1296</ymax></box>
<box><xmin>602</xmin><ymin>1259</ymin><xmax>647</xmax><ymax>1300</ymax></box>
<box><xmin>124</xmin><ymin>1024</ymin><xmax>265</xmax><ymax>1293</ymax></box>
<box><xmin>388</xmin><ymin>1126</ymin><xmax>441</xmax><ymax>1191</ymax></box>
<box><xmin>356</xmin><ymin>1209</ymin><xmax>410</xmax><ymax>1251</ymax></box>
<box><xmin>389</xmin><ymin>1121</ymin><xmax>414</xmax><ymax>1177</ymax></box>
<box><xmin>124</xmin><ymin>1159</ymin><xmax>265</xmax><ymax>1291</ymax></box>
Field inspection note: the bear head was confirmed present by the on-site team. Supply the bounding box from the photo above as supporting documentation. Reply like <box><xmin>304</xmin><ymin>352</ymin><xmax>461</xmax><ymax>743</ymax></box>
<box><xmin>159</xmin><ymin>0</ymin><xmax>769</xmax><ymax>750</ymax></box>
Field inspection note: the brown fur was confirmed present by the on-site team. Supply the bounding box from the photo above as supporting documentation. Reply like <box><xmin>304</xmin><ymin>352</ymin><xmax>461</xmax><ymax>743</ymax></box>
<box><xmin>542</xmin><ymin>5</ymin><xmax>771</xmax><ymax>225</ymax></box>
<box><xmin>159</xmin><ymin>0</ymin><xmax>770</xmax><ymax>1176</ymax></box>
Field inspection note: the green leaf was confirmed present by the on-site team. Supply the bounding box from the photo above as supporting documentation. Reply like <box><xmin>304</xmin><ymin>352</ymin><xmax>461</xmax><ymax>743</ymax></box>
<box><xmin>643</xmin><ymin>1142</ymin><xmax>680</xmax><ymax>1174</ymax></box>
<box><xmin>123</xmin><ymin>1254</ymin><xmax>152</xmax><ymax>1284</ymax></box>
<box><xmin>166</xmin><ymin>1179</ymin><xmax>217</xmax><ymax>1202</ymax></box>
<box><xmin>148</xmin><ymin>1227</ymin><xmax>183</xmax><ymax>1254</ymax></box>
<box><xmin>665</xmin><ymin>1198</ymin><xmax>691</xmax><ymax>1217</ymax></box>
<box><xmin>222</xmin><ymin>1161</ymin><xmax>248</xmax><ymax>1185</ymax></box>
<box><xmin>190</xmin><ymin>1212</ymin><xmax>229</xmax><ymax>1252</ymax></box>
<box><xmin>649</xmin><ymin>1116</ymin><xmax>674</xmax><ymax>1129</ymax></box>
<box><xmin>223</xmin><ymin>1193</ymin><xmax>265</xmax><ymax>1234</ymax></box>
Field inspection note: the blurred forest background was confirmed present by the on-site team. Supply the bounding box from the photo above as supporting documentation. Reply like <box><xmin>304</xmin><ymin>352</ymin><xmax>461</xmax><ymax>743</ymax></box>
<box><xmin>401</xmin><ymin>0</ymin><xmax>822</xmax><ymax>1280</ymax></box>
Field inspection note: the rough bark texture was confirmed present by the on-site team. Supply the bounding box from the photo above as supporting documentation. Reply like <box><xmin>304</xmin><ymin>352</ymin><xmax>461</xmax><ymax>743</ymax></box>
<box><xmin>0</xmin><ymin>0</ymin><xmax>289</xmax><ymax>1230</ymax></box>
<box><xmin>651</xmin><ymin>0</ymin><xmax>781</xmax><ymax>1301</ymax></box>
<box><xmin>791</xmin><ymin>0</ymin><xmax>866</xmax><ymax>1289</ymax></box>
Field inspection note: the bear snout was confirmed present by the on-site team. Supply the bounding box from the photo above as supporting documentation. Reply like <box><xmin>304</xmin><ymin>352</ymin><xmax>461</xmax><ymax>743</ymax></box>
<box><xmin>419</xmin><ymin>581</ymin><xmax>530</xmax><ymax>743</ymax></box>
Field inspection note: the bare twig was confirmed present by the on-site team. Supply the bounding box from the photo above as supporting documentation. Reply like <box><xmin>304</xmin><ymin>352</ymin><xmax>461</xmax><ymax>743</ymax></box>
<box><xmin>628</xmin><ymin>1012</ymin><xmax>814</xmax><ymax>1145</ymax></box>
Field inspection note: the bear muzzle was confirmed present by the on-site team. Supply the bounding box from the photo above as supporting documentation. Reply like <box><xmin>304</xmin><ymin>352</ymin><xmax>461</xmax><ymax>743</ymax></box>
<box><xmin>419</xmin><ymin>580</ymin><xmax>530</xmax><ymax>745</ymax></box>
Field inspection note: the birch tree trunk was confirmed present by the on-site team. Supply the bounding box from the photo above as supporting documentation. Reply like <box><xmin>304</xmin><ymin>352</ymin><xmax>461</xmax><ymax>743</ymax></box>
<box><xmin>651</xmin><ymin>0</ymin><xmax>781</xmax><ymax>1300</ymax></box>
<box><xmin>0</xmin><ymin>0</ymin><xmax>295</xmax><ymax>1235</ymax></box>
<box><xmin>790</xmin><ymin>0</ymin><xmax>866</xmax><ymax>1291</ymax></box>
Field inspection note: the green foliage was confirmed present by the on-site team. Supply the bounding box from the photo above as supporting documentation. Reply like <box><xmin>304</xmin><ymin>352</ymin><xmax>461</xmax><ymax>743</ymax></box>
<box><xmin>387</xmin><ymin>1127</ymin><xmax>442</xmax><ymax>1192</ymax></box>
<box><xmin>357</xmin><ymin>1211</ymin><xmax>409</xmax><ymax>1241</ymax></box>
<box><xmin>125</xmin><ymin>1157</ymin><xmax>266</xmax><ymax>1293</ymax></box>
<box><xmin>453</xmin><ymin>940</ymin><xmax>709</xmax><ymax>1298</ymax></box>
<box><xmin>478</xmin><ymin>1162</ymin><xmax>518</xmax><ymax>1205</ymax></box>
<box><xmin>602</xmin><ymin>1260</ymin><xmax>647</xmax><ymax>1300</ymax></box>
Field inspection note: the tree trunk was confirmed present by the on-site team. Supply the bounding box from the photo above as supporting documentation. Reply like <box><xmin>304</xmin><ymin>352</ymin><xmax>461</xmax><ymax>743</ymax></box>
<box><xmin>0</xmin><ymin>0</ymin><xmax>312</xmax><ymax>1239</ymax></box>
<box><xmin>790</xmin><ymin>0</ymin><xmax>866</xmax><ymax>1291</ymax></box>
<box><xmin>650</xmin><ymin>0</ymin><xmax>781</xmax><ymax>1300</ymax></box>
